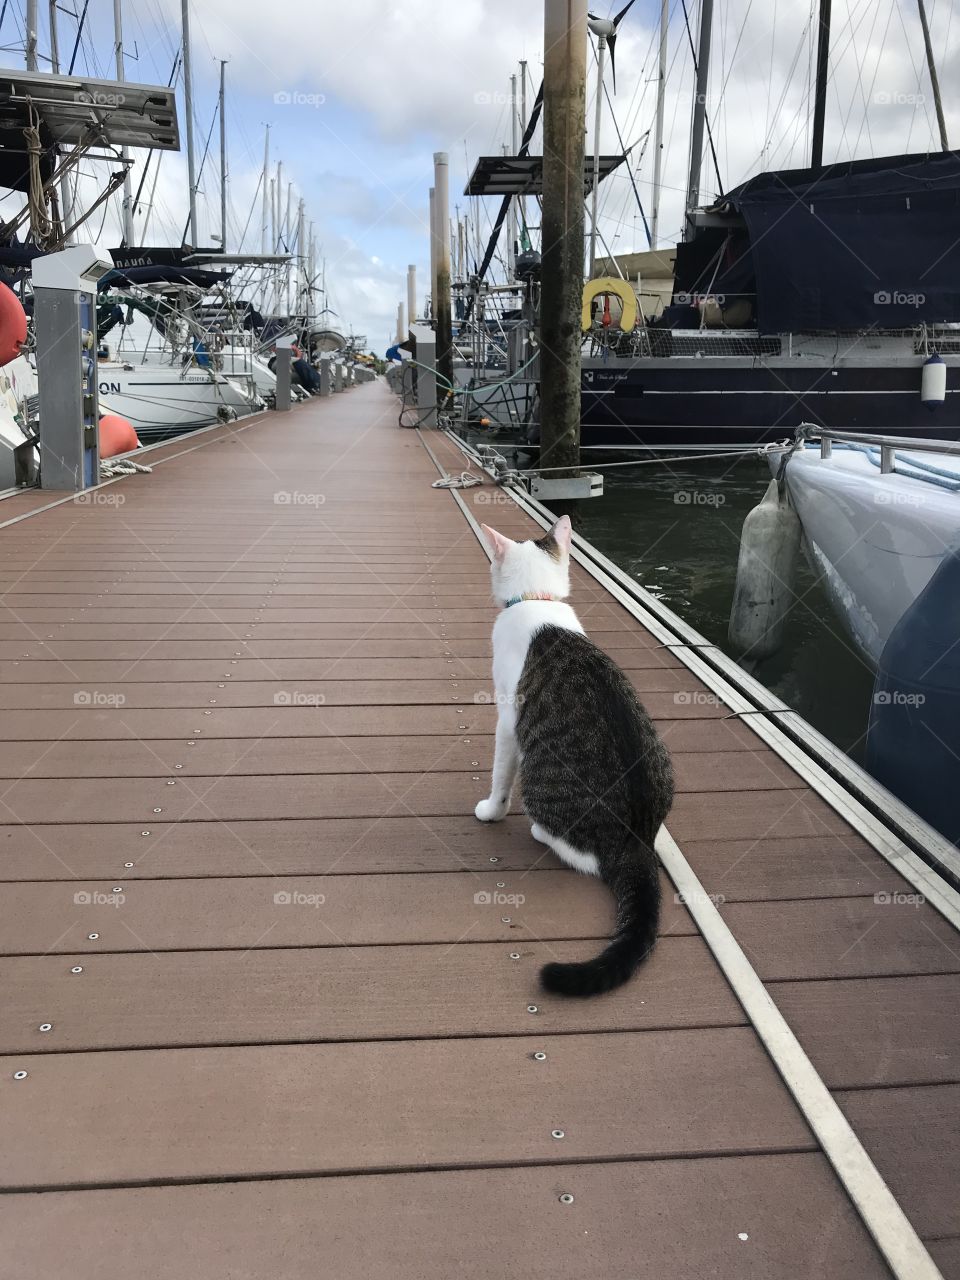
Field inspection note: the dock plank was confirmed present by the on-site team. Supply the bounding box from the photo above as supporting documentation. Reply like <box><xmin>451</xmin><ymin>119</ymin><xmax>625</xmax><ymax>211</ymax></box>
<box><xmin>0</xmin><ymin>1028</ymin><xmax>814</xmax><ymax>1189</ymax></box>
<box><xmin>0</xmin><ymin>935</ymin><xmax>742</xmax><ymax>1053</ymax></box>
<box><xmin>0</xmin><ymin>869</ymin><xmax>695</xmax><ymax>954</ymax></box>
<box><xmin>0</xmin><ymin>1154</ymin><xmax>889</xmax><ymax>1280</ymax></box>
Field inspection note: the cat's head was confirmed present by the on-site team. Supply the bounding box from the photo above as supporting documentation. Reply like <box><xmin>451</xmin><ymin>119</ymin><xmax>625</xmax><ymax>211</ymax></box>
<box><xmin>480</xmin><ymin>515</ymin><xmax>573</xmax><ymax>606</ymax></box>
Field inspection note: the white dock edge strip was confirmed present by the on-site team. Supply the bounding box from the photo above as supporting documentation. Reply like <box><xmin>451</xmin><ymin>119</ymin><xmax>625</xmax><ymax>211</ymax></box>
<box><xmin>656</xmin><ymin>824</ymin><xmax>943</xmax><ymax>1280</ymax></box>
<box><xmin>418</xmin><ymin>430</ymin><xmax>945</xmax><ymax>1280</ymax></box>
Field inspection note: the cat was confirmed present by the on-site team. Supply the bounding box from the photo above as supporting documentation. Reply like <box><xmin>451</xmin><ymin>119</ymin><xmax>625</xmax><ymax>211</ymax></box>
<box><xmin>475</xmin><ymin>514</ymin><xmax>674</xmax><ymax>997</ymax></box>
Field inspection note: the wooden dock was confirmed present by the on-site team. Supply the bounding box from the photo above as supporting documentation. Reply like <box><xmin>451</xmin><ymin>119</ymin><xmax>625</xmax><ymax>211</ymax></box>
<box><xmin>0</xmin><ymin>381</ymin><xmax>957</xmax><ymax>1278</ymax></box>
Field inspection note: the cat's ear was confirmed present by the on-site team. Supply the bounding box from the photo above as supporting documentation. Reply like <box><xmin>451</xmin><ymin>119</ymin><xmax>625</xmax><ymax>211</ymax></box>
<box><xmin>549</xmin><ymin>514</ymin><xmax>572</xmax><ymax>554</ymax></box>
<box><xmin>481</xmin><ymin>524</ymin><xmax>512</xmax><ymax>562</ymax></box>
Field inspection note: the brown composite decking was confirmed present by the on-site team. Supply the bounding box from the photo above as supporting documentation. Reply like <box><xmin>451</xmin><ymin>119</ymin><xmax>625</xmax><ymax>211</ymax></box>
<box><xmin>0</xmin><ymin>381</ymin><xmax>957</xmax><ymax>1278</ymax></box>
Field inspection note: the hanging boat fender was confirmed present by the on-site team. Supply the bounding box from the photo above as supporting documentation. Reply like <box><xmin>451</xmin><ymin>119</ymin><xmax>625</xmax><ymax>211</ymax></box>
<box><xmin>727</xmin><ymin>472</ymin><xmax>801</xmax><ymax>660</ymax></box>
<box><xmin>0</xmin><ymin>282</ymin><xmax>27</xmax><ymax>367</ymax></box>
<box><xmin>581</xmin><ymin>277</ymin><xmax>638</xmax><ymax>333</ymax></box>
<box><xmin>98</xmin><ymin>413</ymin><xmax>140</xmax><ymax>459</ymax></box>
<box><xmin>920</xmin><ymin>353</ymin><xmax>946</xmax><ymax>410</ymax></box>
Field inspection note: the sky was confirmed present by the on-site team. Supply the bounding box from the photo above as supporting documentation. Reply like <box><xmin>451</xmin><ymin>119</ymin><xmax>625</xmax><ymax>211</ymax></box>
<box><xmin>2</xmin><ymin>0</ymin><xmax>958</xmax><ymax>351</ymax></box>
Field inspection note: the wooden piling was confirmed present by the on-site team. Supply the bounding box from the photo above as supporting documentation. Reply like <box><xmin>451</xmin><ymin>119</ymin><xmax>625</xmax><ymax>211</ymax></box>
<box><xmin>540</xmin><ymin>0</ymin><xmax>587</xmax><ymax>477</ymax></box>
<box><xmin>433</xmin><ymin>152</ymin><xmax>454</xmax><ymax>392</ymax></box>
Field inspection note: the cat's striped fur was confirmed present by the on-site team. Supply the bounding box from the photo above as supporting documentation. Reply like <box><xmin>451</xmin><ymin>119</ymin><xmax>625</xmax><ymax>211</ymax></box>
<box><xmin>476</xmin><ymin>515</ymin><xmax>674</xmax><ymax>997</ymax></box>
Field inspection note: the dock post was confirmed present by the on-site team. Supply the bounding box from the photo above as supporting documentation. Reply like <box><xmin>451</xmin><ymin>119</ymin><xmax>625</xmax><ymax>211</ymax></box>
<box><xmin>428</xmin><ymin>187</ymin><xmax>437</xmax><ymax>319</ymax></box>
<box><xmin>540</xmin><ymin>0</ymin><xmax>587</xmax><ymax>478</ymax></box>
<box><xmin>410</xmin><ymin>323</ymin><xmax>437</xmax><ymax>428</ymax></box>
<box><xmin>334</xmin><ymin>363</ymin><xmax>344</xmax><ymax>393</ymax></box>
<box><xmin>319</xmin><ymin>358</ymin><xmax>332</xmax><ymax>397</ymax></box>
<box><xmin>407</xmin><ymin>264</ymin><xmax>417</xmax><ymax>327</ymax></box>
<box><xmin>433</xmin><ymin>152</ymin><xmax>454</xmax><ymax>393</ymax></box>
<box><xmin>274</xmin><ymin>336</ymin><xmax>293</xmax><ymax>412</ymax></box>
<box><xmin>32</xmin><ymin>245</ymin><xmax>112</xmax><ymax>490</ymax></box>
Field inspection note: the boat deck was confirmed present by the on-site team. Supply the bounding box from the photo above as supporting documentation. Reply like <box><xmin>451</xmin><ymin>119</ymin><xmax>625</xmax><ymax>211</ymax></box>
<box><xmin>0</xmin><ymin>382</ymin><xmax>957</xmax><ymax>1278</ymax></box>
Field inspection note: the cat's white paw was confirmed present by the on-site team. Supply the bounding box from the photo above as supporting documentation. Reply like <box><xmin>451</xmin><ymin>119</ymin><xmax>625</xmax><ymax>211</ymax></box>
<box><xmin>475</xmin><ymin>797</ymin><xmax>508</xmax><ymax>822</ymax></box>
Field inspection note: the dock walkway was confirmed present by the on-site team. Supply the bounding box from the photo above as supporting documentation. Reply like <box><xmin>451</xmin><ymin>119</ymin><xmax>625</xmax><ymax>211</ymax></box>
<box><xmin>0</xmin><ymin>381</ymin><xmax>957</xmax><ymax>1278</ymax></box>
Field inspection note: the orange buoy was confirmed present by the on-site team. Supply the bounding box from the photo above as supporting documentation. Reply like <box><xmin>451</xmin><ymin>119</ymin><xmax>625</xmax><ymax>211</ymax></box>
<box><xmin>0</xmin><ymin>282</ymin><xmax>27</xmax><ymax>367</ymax></box>
<box><xmin>98</xmin><ymin>413</ymin><xmax>140</xmax><ymax>459</ymax></box>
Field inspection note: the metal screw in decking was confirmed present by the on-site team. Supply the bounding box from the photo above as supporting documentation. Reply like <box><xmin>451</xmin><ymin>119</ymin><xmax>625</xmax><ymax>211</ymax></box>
<box><xmin>87</xmin><ymin>933</ymin><xmax>99</xmax><ymax>941</ymax></box>
<box><xmin>559</xmin><ymin>1194</ymin><xmax>574</xmax><ymax>1205</ymax></box>
<box><xmin>70</xmin><ymin>966</ymin><xmax>83</xmax><ymax>974</ymax></box>
<box><xmin>510</xmin><ymin>953</ymin><xmax>521</xmax><ymax>960</ymax></box>
<box><xmin>13</xmin><ymin>1071</ymin><xmax>27</xmax><ymax>1080</ymax></box>
<box><xmin>501</xmin><ymin>917</ymin><xmax>511</xmax><ymax>923</ymax></box>
<box><xmin>552</xmin><ymin>1130</ymin><xmax>565</xmax><ymax>1140</ymax></box>
<box><xmin>124</xmin><ymin>862</ymin><xmax>133</xmax><ymax>868</ymax></box>
<box><xmin>38</xmin><ymin>1023</ymin><xmax>52</xmax><ymax>1032</ymax></box>
<box><xmin>527</xmin><ymin>1005</ymin><xmax>538</xmax><ymax>1014</ymax></box>
<box><xmin>533</xmin><ymin>1052</ymin><xmax>547</xmax><ymax>1061</ymax></box>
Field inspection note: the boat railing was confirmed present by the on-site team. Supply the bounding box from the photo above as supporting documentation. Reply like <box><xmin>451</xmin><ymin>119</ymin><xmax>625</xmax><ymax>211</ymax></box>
<box><xmin>798</xmin><ymin>422</ymin><xmax>960</xmax><ymax>470</ymax></box>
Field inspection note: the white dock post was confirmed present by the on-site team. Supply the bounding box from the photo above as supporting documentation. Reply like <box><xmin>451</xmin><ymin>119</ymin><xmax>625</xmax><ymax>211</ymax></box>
<box><xmin>410</xmin><ymin>323</ymin><xmax>437</xmax><ymax>428</ymax></box>
<box><xmin>407</xmin><ymin>264</ymin><xmax>417</xmax><ymax>328</ymax></box>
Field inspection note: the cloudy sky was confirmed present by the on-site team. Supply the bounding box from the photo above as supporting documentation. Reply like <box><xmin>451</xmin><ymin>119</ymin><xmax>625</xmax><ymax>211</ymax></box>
<box><xmin>4</xmin><ymin>0</ymin><xmax>958</xmax><ymax>349</ymax></box>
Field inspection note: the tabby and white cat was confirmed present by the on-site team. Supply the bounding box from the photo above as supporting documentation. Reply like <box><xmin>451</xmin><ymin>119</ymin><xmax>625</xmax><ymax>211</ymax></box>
<box><xmin>475</xmin><ymin>514</ymin><xmax>674</xmax><ymax>997</ymax></box>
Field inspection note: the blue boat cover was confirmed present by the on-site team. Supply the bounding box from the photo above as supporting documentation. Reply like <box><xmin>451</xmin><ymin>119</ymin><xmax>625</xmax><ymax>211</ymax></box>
<box><xmin>674</xmin><ymin>151</ymin><xmax>960</xmax><ymax>331</ymax></box>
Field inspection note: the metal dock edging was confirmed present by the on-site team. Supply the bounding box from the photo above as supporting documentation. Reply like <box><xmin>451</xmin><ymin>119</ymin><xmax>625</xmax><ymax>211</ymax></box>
<box><xmin>437</xmin><ymin>428</ymin><xmax>960</xmax><ymax>925</ymax></box>
<box><xmin>418</xmin><ymin>428</ymin><xmax>946</xmax><ymax>1280</ymax></box>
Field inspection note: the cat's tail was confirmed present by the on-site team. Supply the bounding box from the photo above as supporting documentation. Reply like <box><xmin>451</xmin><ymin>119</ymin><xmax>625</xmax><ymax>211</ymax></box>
<box><xmin>539</xmin><ymin>847</ymin><xmax>660</xmax><ymax>997</ymax></box>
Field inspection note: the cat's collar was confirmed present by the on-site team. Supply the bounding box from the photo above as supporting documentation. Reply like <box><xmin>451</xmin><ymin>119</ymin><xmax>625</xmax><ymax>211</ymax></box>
<box><xmin>503</xmin><ymin>592</ymin><xmax>559</xmax><ymax>609</ymax></box>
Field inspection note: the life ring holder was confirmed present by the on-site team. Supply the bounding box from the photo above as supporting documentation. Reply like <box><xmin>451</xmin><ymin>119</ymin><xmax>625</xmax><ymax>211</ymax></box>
<box><xmin>581</xmin><ymin>276</ymin><xmax>638</xmax><ymax>334</ymax></box>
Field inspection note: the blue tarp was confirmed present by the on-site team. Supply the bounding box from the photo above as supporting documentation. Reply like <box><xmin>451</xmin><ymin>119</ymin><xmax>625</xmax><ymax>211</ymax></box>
<box><xmin>674</xmin><ymin>151</ymin><xmax>960</xmax><ymax>331</ymax></box>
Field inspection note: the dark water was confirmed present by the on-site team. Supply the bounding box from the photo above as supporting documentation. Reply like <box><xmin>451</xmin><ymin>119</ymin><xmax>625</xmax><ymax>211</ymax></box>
<box><xmin>574</xmin><ymin>458</ymin><xmax>878</xmax><ymax>760</ymax></box>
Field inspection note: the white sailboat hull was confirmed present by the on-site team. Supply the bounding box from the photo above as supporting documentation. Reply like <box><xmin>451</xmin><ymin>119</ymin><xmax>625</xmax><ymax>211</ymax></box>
<box><xmin>777</xmin><ymin>445</ymin><xmax>960</xmax><ymax>666</ymax></box>
<box><xmin>97</xmin><ymin>363</ymin><xmax>261</xmax><ymax>442</ymax></box>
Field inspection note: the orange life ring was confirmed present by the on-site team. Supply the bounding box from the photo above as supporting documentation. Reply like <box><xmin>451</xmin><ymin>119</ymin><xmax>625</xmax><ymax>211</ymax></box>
<box><xmin>0</xmin><ymin>282</ymin><xmax>27</xmax><ymax>367</ymax></box>
<box><xmin>98</xmin><ymin>413</ymin><xmax>140</xmax><ymax>459</ymax></box>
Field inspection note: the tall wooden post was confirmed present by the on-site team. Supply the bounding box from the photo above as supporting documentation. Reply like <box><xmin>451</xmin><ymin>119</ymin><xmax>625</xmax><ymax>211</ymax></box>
<box><xmin>433</xmin><ymin>152</ymin><xmax>453</xmax><ymax>391</ymax></box>
<box><xmin>540</xmin><ymin>0</ymin><xmax>587</xmax><ymax>476</ymax></box>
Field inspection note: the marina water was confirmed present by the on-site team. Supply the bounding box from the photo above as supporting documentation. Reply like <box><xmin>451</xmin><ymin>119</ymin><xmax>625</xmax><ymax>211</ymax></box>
<box><xmin>574</xmin><ymin>458</ymin><xmax>878</xmax><ymax>760</ymax></box>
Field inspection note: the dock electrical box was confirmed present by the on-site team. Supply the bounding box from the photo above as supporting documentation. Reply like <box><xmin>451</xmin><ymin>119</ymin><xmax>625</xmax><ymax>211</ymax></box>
<box><xmin>32</xmin><ymin>245</ymin><xmax>113</xmax><ymax>490</ymax></box>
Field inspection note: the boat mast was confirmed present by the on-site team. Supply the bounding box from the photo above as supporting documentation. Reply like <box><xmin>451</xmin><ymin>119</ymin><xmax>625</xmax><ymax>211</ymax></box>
<box><xmin>112</xmin><ymin>0</ymin><xmax>135</xmax><ymax>244</ymax></box>
<box><xmin>259</xmin><ymin>124</ymin><xmax>270</xmax><ymax>312</ymax></box>
<box><xmin>284</xmin><ymin>180</ymin><xmax>293</xmax><ymax>315</ymax></box>
<box><xmin>180</xmin><ymin>0</ymin><xmax>199</xmax><ymax>244</ymax></box>
<box><xmin>25</xmin><ymin>0</ymin><xmax>38</xmax><ymax>69</ymax></box>
<box><xmin>508</xmin><ymin>72</ymin><xmax>518</xmax><ymax>279</ymax></box>
<box><xmin>650</xmin><ymin>0</ymin><xmax>668</xmax><ymax>249</ymax></box>
<box><xmin>218</xmin><ymin>60</ymin><xmax>228</xmax><ymax>250</ymax></box>
<box><xmin>916</xmin><ymin>0</ymin><xmax>949</xmax><ymax>151</ymax></box>
<box><xmin>519</xmin><ymin>60</ymin><xmax>529</xmax><ymax>249</ymax></box>
<box><xmin>810</xmin><ymin>0</ymin><xmax>830</xmax><ymax>168</ymax></box>
<box><xmin>48</xmin><ymin>0</ymin><xmax>74</xmax><ymax>241</ymax></box>
<box><xmin>684</xmin><ymin>0</ymin><xmax>714</xmax><ymax>233</ymax></box>
<box><xmin>587</xmin><ymin>28</ymin><xmax>607</xmax><ymax>276</ymax></box>
<box><xmin>296</xmin><ymin>197</ymin><xmax>304</xmax><ymax>319</ymax></box>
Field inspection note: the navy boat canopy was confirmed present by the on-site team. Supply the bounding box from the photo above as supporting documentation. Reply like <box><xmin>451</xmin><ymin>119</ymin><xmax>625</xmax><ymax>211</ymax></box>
<box><xmin>674</xmin><ymin>150</ymin><xmax>960</xmax><ymax>331</ymax></box>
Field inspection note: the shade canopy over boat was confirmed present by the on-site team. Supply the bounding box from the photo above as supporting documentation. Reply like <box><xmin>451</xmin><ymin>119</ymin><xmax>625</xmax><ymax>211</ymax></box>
<box><xmin>676</xmin><ymin>151</ymin><xmax>960</xmax><ymax>331</ymax></box>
